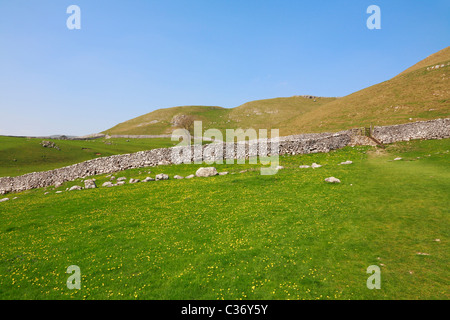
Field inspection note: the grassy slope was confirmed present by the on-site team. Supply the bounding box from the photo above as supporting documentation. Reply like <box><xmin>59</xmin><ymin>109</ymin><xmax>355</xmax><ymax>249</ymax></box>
<box><xmin>103</xmin><ymin>106</ymin><xmax>229</xmax><ymax>135</ymax></box>
<box><xmin>103</xmin><ymin>97</ymin><xmax>336</xmax><ymax>136</ymax></box>
<box><xmin>0</xmin><ymin>136</ymin><xmax>178</xmax><ymax>177</ymax></box>
<box><xmin>103</xmin><ymin>47</ymin><xmax>450</xmax><ymax>136</ymax></box>
<box><xmin>227</xmin><ymin>96</ymin><xmax>336</xmax><ymax>131</ymax></box>
<box><xmin>283</xmin><ymin>49</ymin><xmax>450</xmax><ymax>134</ymax></box>
<box><xmin>0</xmin><ymin>138</ymin><xmax>448</xmax><ymax>299</ymax></box>
<box><xmin>398</xmin><ymin>46</ymin><xmax>450</xmax><ymax>75</ymax></box>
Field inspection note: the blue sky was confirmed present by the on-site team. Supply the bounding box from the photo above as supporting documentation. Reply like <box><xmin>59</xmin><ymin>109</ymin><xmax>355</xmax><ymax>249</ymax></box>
<box><xmin>0</xmin><ymin>0</ymin><xmax>449</xmax><ymax>136</ymax></box>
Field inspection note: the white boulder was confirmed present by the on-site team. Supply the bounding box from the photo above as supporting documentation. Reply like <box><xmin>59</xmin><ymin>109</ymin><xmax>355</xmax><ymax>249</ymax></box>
<box><xmin>325</xmin><ymin>177</ymin><xmax>341</xmax><ymax>183</ymax></box>
<box><xmin>195</xmin><ymin>167</ymin><xmax>218</xmax><ymax>177</ymax></box>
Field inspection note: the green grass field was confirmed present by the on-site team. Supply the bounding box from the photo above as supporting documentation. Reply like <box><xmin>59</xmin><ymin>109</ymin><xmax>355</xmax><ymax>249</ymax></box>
<box><xmin>0</xmin><ymin>136</ymin><xmax>178</xmax><ymax>177</ymax></box>
<box><xmin>0</xmin><ymin>138</ymin><xmax>448</xmax><ymax>300</ymax></box>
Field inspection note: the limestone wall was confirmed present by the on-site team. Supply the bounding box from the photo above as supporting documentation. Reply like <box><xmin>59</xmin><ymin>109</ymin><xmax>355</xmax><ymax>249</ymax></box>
<box><xmin>0</xmin><ymin>118</ymin><xmax>448</xmax><ymax>195</ymax></box>
<box><xmin>372</xmin><ymin>118</ymin><xmax>450</xmax><ymax>144</ymax></box>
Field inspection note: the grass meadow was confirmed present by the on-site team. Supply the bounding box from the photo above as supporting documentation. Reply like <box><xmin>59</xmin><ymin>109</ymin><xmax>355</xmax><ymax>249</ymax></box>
<box><xmin>0</xmin><ymin>136</ymin><xmax>178</xmax><ymax>177</ymax></box>
<box><xmin>0</xmin><ymin>138</ymin><xmax>448</xmax><ymax>299</ymax></box>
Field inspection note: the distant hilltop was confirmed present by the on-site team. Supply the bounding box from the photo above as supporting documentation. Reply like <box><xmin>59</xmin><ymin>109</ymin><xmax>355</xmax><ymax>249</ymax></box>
<box><xmin>101</xmin><ymin>47</ymin><xmax>449</xmax><ymax>137</ymax></box>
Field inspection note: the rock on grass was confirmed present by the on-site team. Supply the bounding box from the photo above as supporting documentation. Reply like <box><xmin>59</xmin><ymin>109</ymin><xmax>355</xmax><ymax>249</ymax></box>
<box><xmin>155</xmin><ymin>174</ymin><xmax>169</xmax><ymax>181</ymax></box>
<box><xmin>84</xmin><ymin>179</ymin><xmax>97</xmax><ymax>189</ymax></box>
<box><xmin>325</xmin><ymin>177</ymin><xmax>341</xmax><ymax>183</ymax></box>
<box><xmin>196</xmin><ymin>167</ymin><xmax>218</xmax><ymax>177</ymax></box>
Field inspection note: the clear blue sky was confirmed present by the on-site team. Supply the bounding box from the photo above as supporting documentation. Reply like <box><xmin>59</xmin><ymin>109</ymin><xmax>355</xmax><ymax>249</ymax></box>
<box><xmin>0</xmin><ymin>0</ymin><xmax>449</xmax><ymax>136</ymax></box>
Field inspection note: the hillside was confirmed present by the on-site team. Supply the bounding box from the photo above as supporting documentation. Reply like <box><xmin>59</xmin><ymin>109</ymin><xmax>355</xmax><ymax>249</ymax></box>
<box><xmin>104</xmin><ymin>47</ymin><xmax>450</xmax><ymax>136</ymax></box>
<box><xmin>103</xmin><ymin>97</ymin><xmax>336</xmax><ymax>136</ymax></box>
<box><xmin>283</xmin><ymin>47</ymin><xmax>450</xmax><ymax>134</ymax></box>
<box><xmin>398</xmin><ymin>46</ymin><xmax>450</xmax><ymax>75</ymax></box>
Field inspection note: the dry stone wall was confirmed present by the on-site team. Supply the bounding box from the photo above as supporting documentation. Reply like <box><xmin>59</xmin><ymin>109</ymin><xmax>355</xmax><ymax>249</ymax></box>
<box><xmin>0</xmin><ymin>118</ymin><xmax>448</xmax><ymax>194</ymax></box>
<box><xmin>372</xmin><ymin>118</ymin><xmax>450</xmax><ymax>144</ymax></box>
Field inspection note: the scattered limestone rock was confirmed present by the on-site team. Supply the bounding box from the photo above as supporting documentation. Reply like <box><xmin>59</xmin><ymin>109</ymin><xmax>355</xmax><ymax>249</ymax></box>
<box><xmin>311</xmin><ymin>163</ymin><xmax>322</xmax><ymax>168</ymax></box>
<box><xmin>110</xmin><ymin>176</ymin><xmax>116</xmax><ymax>181</ymax></box>
<box><xmin>433</xmin><ymin>239</ymin><xmax>441</xmax><ymax>242</ymax></box>
<box><xmin>117</xmin><ymin>177</ymin><xmax>126</xmax><ymax>182</ymax></box>
<box><xmin>40</xmin><ymin>140</ymin><xmax>60</xmax><ymax>150</ymax></box>
<box><xmin>0</xmin><ymin>198</ymin><xmax>9</xmax><ymax>203</ymax></box>
<box><xmin>276</xmin><ymin>166</ymin><xmax>284</xmax><ymax>170</ymax></box>
<box><xmin>143</xmin><ymin>177</ymin><xmax>155</xmax><ymax>182</ymax></box>
<box><xmin>84</xmin><ymin>179</ymin><xmax>97</xmax><ymax>189</ymax></box>
<box><xmin>69</xmin><ymin>185</ymin><xmax>82</xmax><ymax>191</ymax></box>
<box><xmin>174</xmin><ymin>175</ymin><xmax>184</xmax><ymax>179</ymax></box>
<box><xmin>299</xmin><ymin>165</ymin><xmax>310</xmax><ymax>169</ymax></box>
<box><xmin>129</xmin><ymin>178</ymin><xmax>140</xmax><ymax>184</ymax></box>
<box><xmin>218</xmin><ymin>172</ymin><xmax>229</xmax><ymax>176</ymax></box>
<box><xmin>416</xmin><ymin>252</ymin><xmax>430</xmax><ymax>256</ymax></box>
<box><xmin>54</xmin><ymin>182</ymin><xmax>63</xmax><ymax>188</ymax></box>
<box><xmin>56</xmin><ymin>191</ymin><xmax>63</xmax><ymax>194</ymax></box>
<box><xmin>340</xmin><ymin>160</ymin><xmax>353</xmax><ymax>165</ymax></box>
<box><xmin>239</xmin><ymin>170</ymin><xmax>248</xmax><ymax>174</ymax></box>
<box><xmin>116</xmin><ymin>181</ymin><xmax>126</xmax><ymax>185</ymax></box>
<box><xmin>44</xmin><ymin>192</ymin><xmax>49</xmax><ymax>195</ymax></box>
<box><xmin>102</xmin><ymin>182</ymin><xmax>113</xmax><ymax>187</ymax></box>
<box><xmin>155</xmin><ymin>174</ymin><xmax>169</xmax><ymax>181</ymax></box>
<box><xmin>394</xmin><ymin>157</ymin><xmax>402</xmax><ymax>161</ymax></box>
<box><xmin>196</xmin><ymin>167</ymin><xmax>218</xmax><ymax>177</ymax></box>
<box><xmin>185</xmin><ymin>174</ymin><xmax>195</xmax><ymax>179</ymax></box>
<box><xmin>325</xmin><ymin>177</ymin><xmax>341</xmax><ymax>183</ymax></box>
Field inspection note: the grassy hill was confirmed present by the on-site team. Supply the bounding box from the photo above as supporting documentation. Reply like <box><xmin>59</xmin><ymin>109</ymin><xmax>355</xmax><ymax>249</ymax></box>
<box><xmin>283</xmin><ymin>47</ymin><xmax>450</xmax><ymax>134</ymax></box>
<box><xmin>399</xmin><ymin>46</ymin><xmax>450</xmax><ymax>75</ymax></box>
<box><xmin>103</xmin><ymin>97</ymin><xmax>336</xmax><ymax>136</ymax></box>
<box><xmin>103</xmin><ymin>47</ymin><xmax>450</xmax><ymax>136</ymax></box>
<box><xmin>104</xmin><ymin>105</ymin><xmax>229</xmax><ymax>136</ymax></box>
<box><xmin>1</xmin><ymin>138</ymin><xmax>448</xmax><ymax>299</ymax></box>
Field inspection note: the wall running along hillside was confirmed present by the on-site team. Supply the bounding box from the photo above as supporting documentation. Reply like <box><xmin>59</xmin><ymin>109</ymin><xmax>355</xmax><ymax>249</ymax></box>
<box><xmin>0</xmin><ymin>118</ymin><xmax>449</xmax><ymax>195</ymax></box>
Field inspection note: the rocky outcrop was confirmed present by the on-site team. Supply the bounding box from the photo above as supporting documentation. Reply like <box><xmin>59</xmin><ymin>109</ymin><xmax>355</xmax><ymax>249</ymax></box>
<box><xmin>40</xmin><ymin>140</ymin><xmax>61</xmax><ymax>150</ymax></box>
